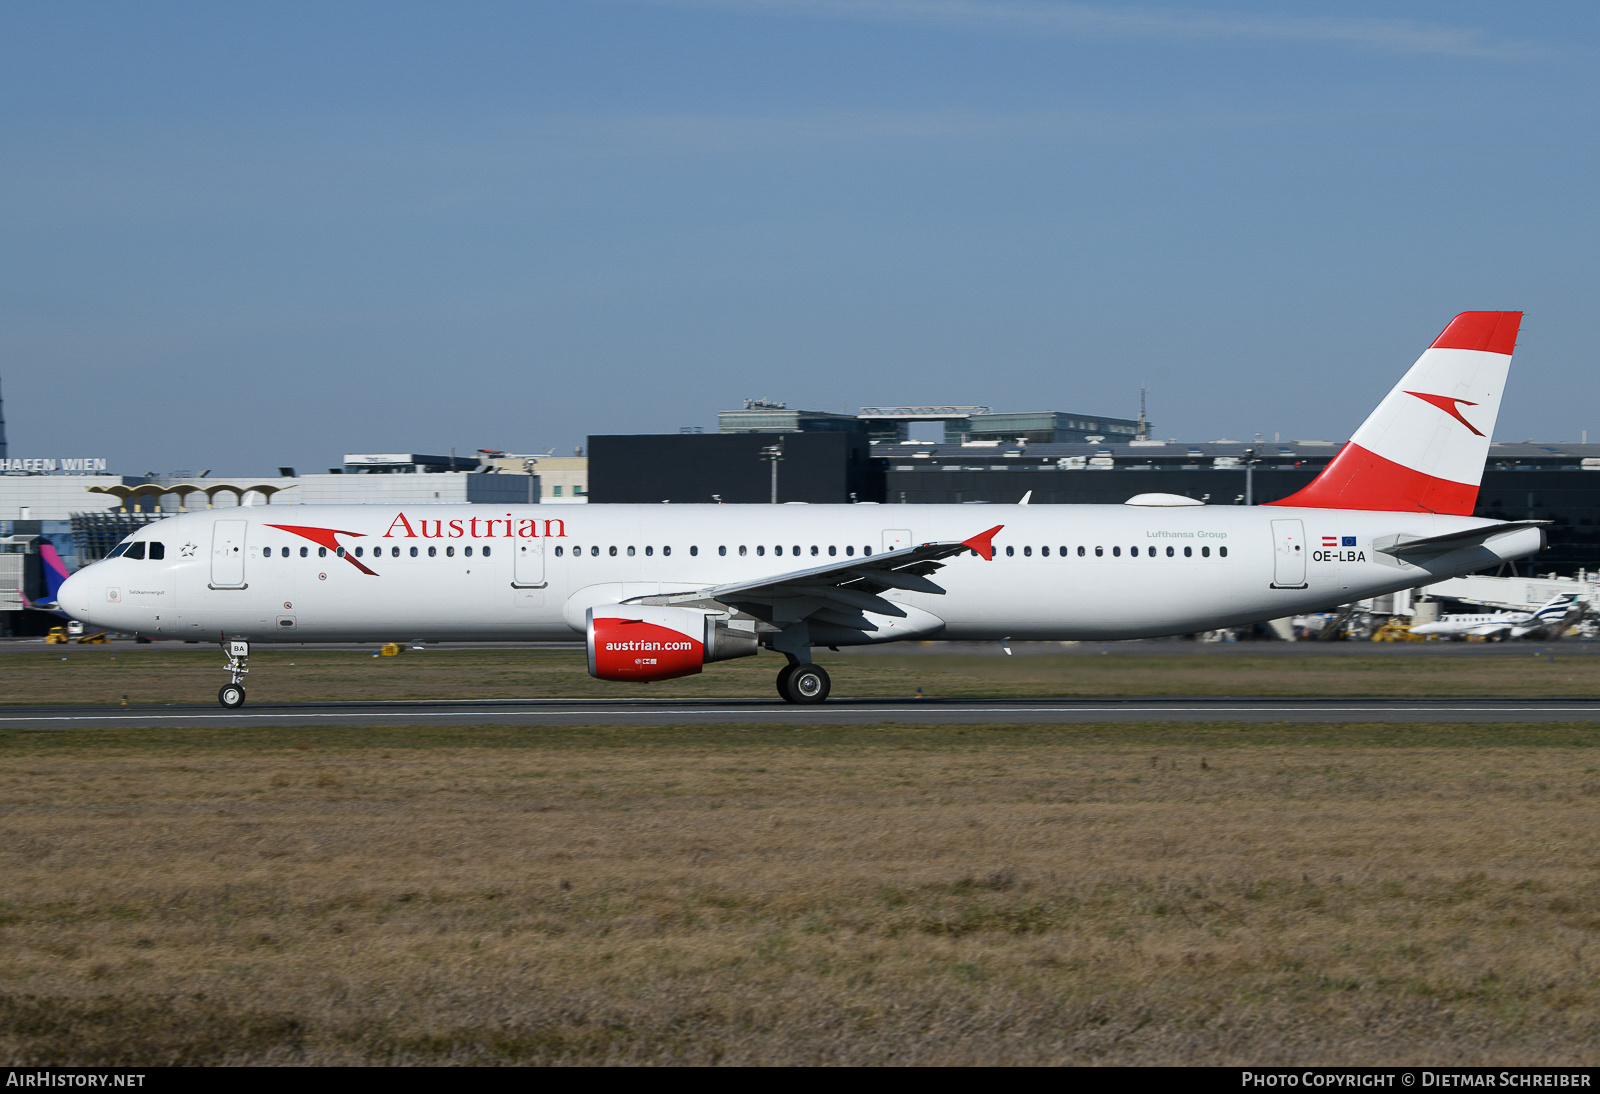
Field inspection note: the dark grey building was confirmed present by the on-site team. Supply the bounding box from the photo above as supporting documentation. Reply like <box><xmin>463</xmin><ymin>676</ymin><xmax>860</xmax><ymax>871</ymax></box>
<box><xmin>588</xmin><ymin>432</ymin><xmax>883</xmax><ymax>505</ymax></box>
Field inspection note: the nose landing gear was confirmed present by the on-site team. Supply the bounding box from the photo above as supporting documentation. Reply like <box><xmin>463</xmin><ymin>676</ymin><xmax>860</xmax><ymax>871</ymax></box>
<box><xmin>219</xmin><ymin>640</ymin><xmax>249</xmax><ymax>708</ymax></box>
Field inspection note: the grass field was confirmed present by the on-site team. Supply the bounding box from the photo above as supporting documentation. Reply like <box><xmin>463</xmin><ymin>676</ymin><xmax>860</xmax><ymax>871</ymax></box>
<box><xmin>3</xmin><ymin>721</ymin><xmax>1599</xmax><ymax>1065</ymax></box>
<box><xmin>2</xmin><ymin>645</ymin><xmax>1598</xmax><ymax>705</ymax></box>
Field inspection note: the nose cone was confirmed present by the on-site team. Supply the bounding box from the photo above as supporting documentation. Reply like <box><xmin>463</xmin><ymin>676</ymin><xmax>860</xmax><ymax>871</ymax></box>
<box><xmin>56</xmin><ymin>569</ymin><xmax>92</xmax><ymax>621</ymax></box>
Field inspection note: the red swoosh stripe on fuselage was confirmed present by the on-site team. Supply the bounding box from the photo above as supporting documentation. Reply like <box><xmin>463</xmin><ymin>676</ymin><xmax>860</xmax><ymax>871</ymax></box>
<box><xmin>264</xmin><ymin>524</ymin><xmax>379</xmax><ymax>575</ymax></box>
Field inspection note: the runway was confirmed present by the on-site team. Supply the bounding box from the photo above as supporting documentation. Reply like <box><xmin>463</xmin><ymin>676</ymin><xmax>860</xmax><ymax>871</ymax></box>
<box><xmin>2</xmin><ymin>695</ymin><xmax>1599</xmax><ymax>728</ymax></box>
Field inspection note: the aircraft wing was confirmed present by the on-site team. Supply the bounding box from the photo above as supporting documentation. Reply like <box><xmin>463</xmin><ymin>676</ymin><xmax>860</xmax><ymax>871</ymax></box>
<box><xmin>635</xmin><ymin>524</ymin><xmax>1003</xmax><ymax>634</ymax></box>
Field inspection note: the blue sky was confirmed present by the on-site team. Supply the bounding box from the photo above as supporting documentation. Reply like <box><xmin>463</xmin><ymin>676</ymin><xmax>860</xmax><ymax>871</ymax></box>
<box><xmin>2</xmin><ymin>0</ymin><xmax>1595</xmax><ymax>472</ymax></box>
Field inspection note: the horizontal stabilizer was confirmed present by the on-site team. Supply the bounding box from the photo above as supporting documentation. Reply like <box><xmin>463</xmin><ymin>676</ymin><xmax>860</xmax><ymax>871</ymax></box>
<box><xmin>1376</xmin><ymin>521</ymin><xmax>1547</xmax><ymax>558</ymax></box>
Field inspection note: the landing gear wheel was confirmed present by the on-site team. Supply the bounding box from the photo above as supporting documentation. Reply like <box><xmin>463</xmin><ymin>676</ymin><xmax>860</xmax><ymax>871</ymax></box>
<box><xmin>218</xmin><ymin>684</ymin><xmax>246</xmax><ymax>709</ymax></box>
<box><xmin>775</xmin><ymin>663</ymin><xmax>798</xmax><ymax>699</ymax></box>
<box><xmin>781</xmin><ymin>664</ymin><xmax>830</xmax><ymax>705</ymax></box>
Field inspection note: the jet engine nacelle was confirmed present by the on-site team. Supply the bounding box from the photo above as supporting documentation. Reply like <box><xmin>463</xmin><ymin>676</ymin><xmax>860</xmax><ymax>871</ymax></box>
<box><xmin>586</xmin><ymin>605</ymin><xmax>759</xmax><ymax>682</ymax></box>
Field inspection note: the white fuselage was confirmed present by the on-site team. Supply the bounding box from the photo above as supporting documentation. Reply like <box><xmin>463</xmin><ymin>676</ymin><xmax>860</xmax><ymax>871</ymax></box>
<box><xmin>57</xmin><ymin>503</ymin><xmax>1542</xmax><ymax>646</ymax></box>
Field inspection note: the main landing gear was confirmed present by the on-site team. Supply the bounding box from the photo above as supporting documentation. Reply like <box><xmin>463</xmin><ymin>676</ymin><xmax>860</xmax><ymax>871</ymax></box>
<box><xmin>775</xmin><ymin>662</ymin><xmax>830</xmax><ymax>704</ymax></box>
<box><xmin>219</xmin><ymin>640</ymin><xmax>249</xmax><ymax>708</ymax></box>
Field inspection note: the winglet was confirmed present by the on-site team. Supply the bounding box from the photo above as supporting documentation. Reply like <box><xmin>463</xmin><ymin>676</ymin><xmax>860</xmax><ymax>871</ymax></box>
<box><xmin>962</xmin><ymin>524</ymin><xmax>1004</xmax><ymax>561</ymax></box>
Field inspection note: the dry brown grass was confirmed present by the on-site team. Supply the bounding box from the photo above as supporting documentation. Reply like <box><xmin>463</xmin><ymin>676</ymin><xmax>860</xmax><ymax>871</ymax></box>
<box><xmin>2</xmin><ymin>722</ymin><xmax>1599</xmax><ymax>1065</ymax></box>
<box><xmin>4</xmin><ymin>646</ymin><xmax>1599</xmax><ymax>705</ymax></box>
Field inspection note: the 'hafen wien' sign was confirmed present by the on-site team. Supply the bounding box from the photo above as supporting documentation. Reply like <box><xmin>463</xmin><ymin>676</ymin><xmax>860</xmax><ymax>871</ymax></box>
<box><xmin>0</xmin><ymin>458</ymin><xmax>109</xmax><ymax>472</ymax></box>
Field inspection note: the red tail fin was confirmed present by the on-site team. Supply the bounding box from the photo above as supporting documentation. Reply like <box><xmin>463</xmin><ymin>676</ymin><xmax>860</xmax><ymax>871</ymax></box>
<box><xmin>1268</xmin><ymin>311</ymin><xmax>1519</xmax><ymax>514</ymax></box>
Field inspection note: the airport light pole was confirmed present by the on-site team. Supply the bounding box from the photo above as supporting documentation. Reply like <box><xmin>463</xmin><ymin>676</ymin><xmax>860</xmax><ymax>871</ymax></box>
<box><xmin>1242</xmin><ymin>447</ymin><xmax>1260</xmax><ymax>505</ymax></box>
<box><xmin>760</xmin><ymin>441</ymin><xmax>784</xmax><ymax>503</ymax></box>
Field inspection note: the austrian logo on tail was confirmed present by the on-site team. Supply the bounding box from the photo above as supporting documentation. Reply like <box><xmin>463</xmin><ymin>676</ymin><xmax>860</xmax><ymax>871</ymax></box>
<box><xmin>1405</xmin><ymin>391</ymin><xmax>1485</xmax><ymax>437</ymax></box>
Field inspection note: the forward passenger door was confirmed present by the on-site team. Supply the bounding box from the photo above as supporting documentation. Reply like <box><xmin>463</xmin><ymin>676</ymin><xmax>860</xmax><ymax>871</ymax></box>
<box><xmin>210</xmin><ymin>520</ymin><xmax>248</xmax><ymax>589</ymax></box>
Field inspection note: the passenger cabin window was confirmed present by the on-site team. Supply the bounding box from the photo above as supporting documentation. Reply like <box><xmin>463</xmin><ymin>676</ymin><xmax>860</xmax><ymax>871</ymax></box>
<box><xmin>429</xmin><ymin>546</ymin><xmax>437</xmax><ymax>557</ymax></box>
<box><xmin>1184</xmin><ymin>546</ymin><xmax>1192</xmax><ymax>557</ymax></box>
<box><xmin>1005</xmin><ymin>546</ymin><xmax>1014</xmax><ymax>557</ymax></box>
<box><xmin>410</xmin><ymin>547</ymin><xmax>419</xmax><ymax>557</ymax></box>
<box><xmin>828</xmin><ymin>546</ymin><xmax>837</xmax><ymax>556</ymax></box>
<box><xmin>1077</xmin><ymin>546</ymin><xmax>1085</xmax><ymax>557</ymax></box>
<box><xmin>1166</xmin><ymin>546</ymin><xmax>1174</xmax><ymax>557</ymax></box>
<box><xmin>663</xmin><ymin>546</ymin><xmax>671</xmax><ymax>556</ymax></box>
<box><xmin>1202</xmin><ymin>546</ymin><xmax>1210</xmax><ymax>557</ymax></box>
<box><xmin>757</xmin><ymin>546</ymin><xmax>765</xmax><ymax>556</ymax></box>
<box><xmin>1219</xmin><ymin>546</ymin><xmax>1228</xmax><ymax>558</ymax></box>
<box><xmin>738</xmin><ymin>546</ymin><xmax>747</xmax><ymax>556</ymax></box>
<box><xmin>846</xmin><ymin>546</ymin><xmax>854</xmax><ymax>556</ymax></box>
<box><xmin>1094</xmin><ymin>547</ymin><xmax>1103</xmax><ymax>557</ymax></box>
<box><xmin>446</xmin><ymin>546</ymin><xmax>455</xmax><ymax>557</ymax></box>
<box><xmin>320</xmin><ymin>547</ymin><xmax>329</xmax><ymax>557</ymax></box>
<box><xmin>280</xmin><ymin>546</ymin><xmax>289</xmax><ymax>558</ymax></box>
<box><xmin>1023</xmin><ymin>546</ymin><xmax>1032</xmax><ymax>557</ymax></box>
<box><xmin>300</xmin><ymin>546</ymin><xmax>309</xmax><ymax>557</ymax></box>
<box><xmin>609</xmin><ymin>546</ymin><xmax>618</xmax><ymax>556</ymax></box>
<box><xmin>125</xmin><ymin>542</ymin><xmax>146</xmax><ymax>560</ymax></box>
<box><xmin>644</xmin><ymin>546</ymin><xmax>653</xmax><ymax>556</ymax></box>
<box><xmin>774</xmin><ymin>546</ymin><xmax>782</xmax><ymax>556</ymax></box>
<box><xmin>464</xmin><ymin>546</ymin><xmax>473</xmax><ymax>557</ymax></box>
<box><xmin>1113</xmin><ymin>547</ymin><xmax>1121</xmax><ymax>557</ymax></box>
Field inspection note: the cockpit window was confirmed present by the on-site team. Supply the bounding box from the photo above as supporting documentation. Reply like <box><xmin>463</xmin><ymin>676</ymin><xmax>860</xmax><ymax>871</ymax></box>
<box><xmin>148</xmin><ymin>542</ymin><xmax>165</xmax><ymax>560</ymax></box>
<box><xmin>106</xmin><ymin>543</ymin><xmax>130</xmax><ymax>559</ymax></box>
<box><xmin>124</xmin><ymin>542</ymin><xmax>146</xmax><ymax>560</ymax></box>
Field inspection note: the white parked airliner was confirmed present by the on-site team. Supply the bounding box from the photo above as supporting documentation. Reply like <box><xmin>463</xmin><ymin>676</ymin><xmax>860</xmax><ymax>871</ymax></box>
<box><xmin>60</xmin><ymin>311</ymin><xmax>1543</xmax><ymax>707</ymax></box>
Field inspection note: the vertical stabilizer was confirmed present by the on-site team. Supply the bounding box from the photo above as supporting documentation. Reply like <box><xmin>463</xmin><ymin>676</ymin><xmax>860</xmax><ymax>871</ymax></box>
<box><xmin>39</xmin><ymin>543</ymin><xmax>71</xmax><ymax>605</ymax></box>
<box><xmin>1267</xmin><ymin>311</ymin><xmax>1521</xmax><ymax>514</ymax></box>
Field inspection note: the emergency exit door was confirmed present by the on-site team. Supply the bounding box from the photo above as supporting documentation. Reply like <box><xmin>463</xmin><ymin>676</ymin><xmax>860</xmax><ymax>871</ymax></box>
<box><xmin>210</xmin><ymin>520</ymin><xmax>248</xmax><ymax>588</ymax></box>
<box><xmin>1270</xmin><ymin>518</ymin><xmax>1307</xmax><ymax>589</ymax></box>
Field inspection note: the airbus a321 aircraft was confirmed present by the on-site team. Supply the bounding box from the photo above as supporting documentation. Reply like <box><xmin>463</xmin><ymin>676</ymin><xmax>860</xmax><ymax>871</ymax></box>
<box><xmin>1409</xmin><ymin>593</ymin><xmax>1577</xmax><ymax>640</ymax></box>
<box><xmin>59</xmin><ymin>311</ymin><xmax>1543</xmax><ymax>708</ymax></box>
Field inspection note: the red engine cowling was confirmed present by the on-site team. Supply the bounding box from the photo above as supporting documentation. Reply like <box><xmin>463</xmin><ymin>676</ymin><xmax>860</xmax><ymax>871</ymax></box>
<box><xmin>586</xmin><ymin>605</ymin><xmax>758</xmax><ymax>682</ymax></box>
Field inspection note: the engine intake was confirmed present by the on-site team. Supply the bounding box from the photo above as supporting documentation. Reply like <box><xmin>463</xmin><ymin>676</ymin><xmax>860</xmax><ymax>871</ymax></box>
<box><xmin>587</xmin><ymin>605</ymin><xmax>759</xmax><ymax>682</ymax></box>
